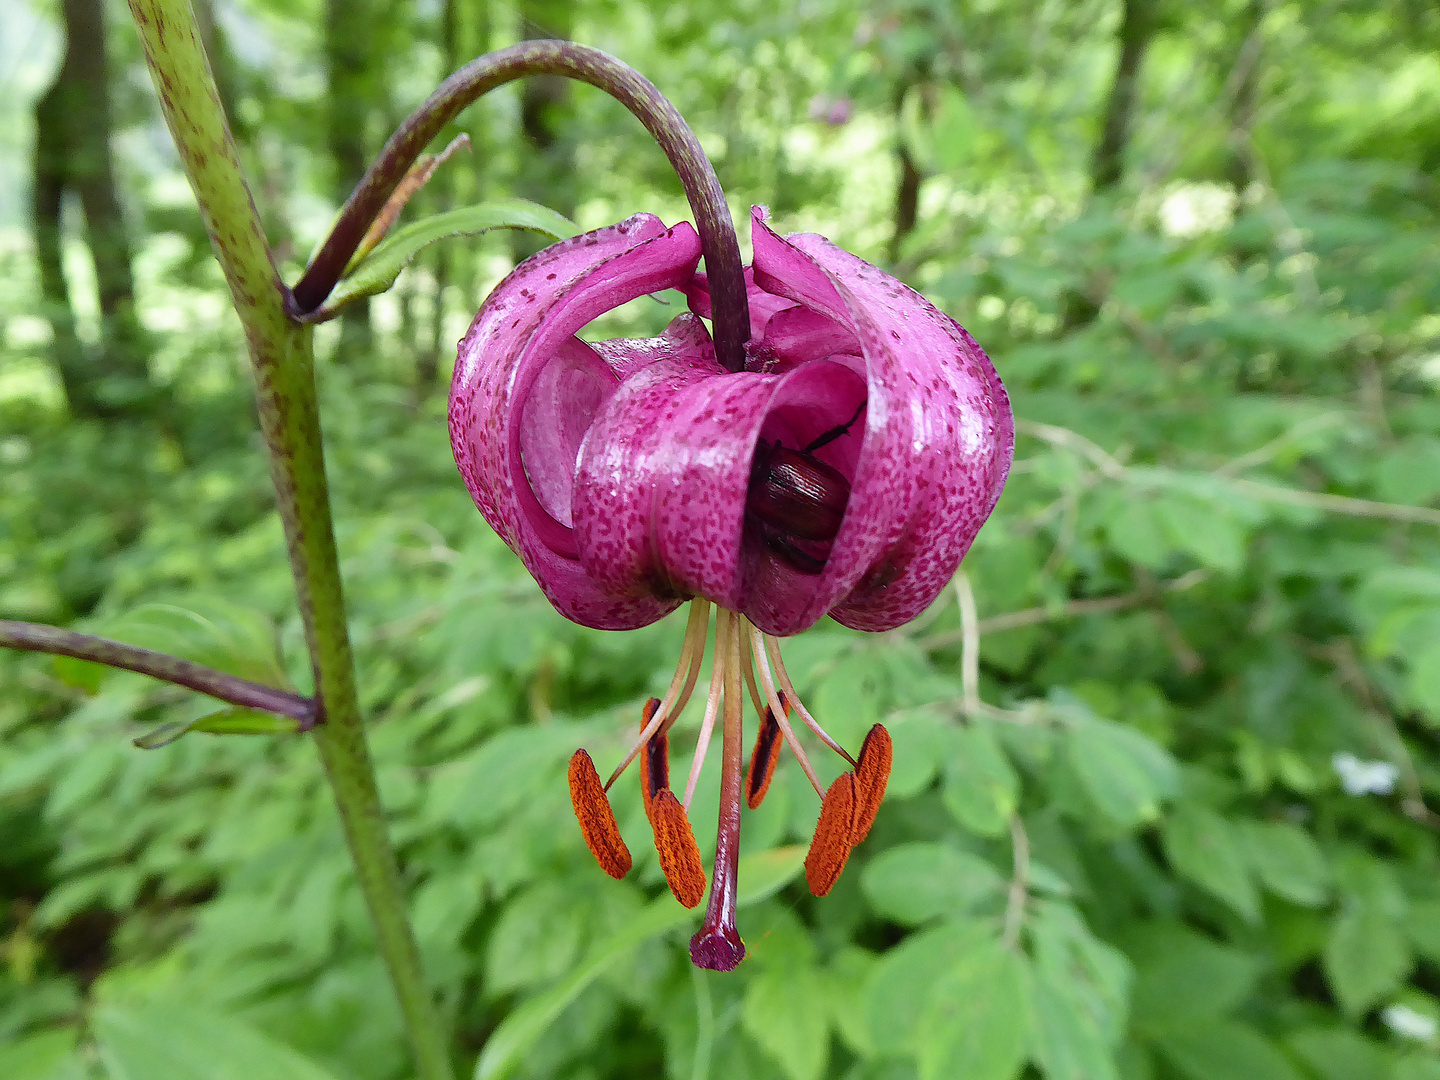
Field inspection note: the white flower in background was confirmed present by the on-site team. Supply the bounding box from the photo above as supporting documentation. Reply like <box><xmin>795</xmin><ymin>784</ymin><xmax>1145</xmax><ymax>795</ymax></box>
<box><xmin>1382</xmin><ymin>1004</ymin><xmax>1438</xmax><ymax>1043</ymax></box>
<box><xmin>1332</xmin><ymin>752</ymin><xmax>1399</xmax><ymax>797</ymax></box>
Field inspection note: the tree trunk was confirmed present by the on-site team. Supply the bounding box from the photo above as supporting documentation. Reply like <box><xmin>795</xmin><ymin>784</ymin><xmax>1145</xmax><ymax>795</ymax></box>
<box><xmin>511</xmin><ymin>0</ymin><xmax>575</xmax><ymax>265</ymax></box>
<box><xmin>1062</xmin><ymin>0</ymin><xmax>1158</xmax><ymax>331</ymax></box>
<box><xmin>1090</xmin><ymin>0</ymin><xmax>1156</xmax><ymax>194</ymax></box>
<box><xmin>1226</xmin><ymin>0</ymin><xmax>1266</xmax><ymax>194</ymax></box>
<box><xmin>32</xmin><ymin>0</ymin><xmax>153</xmax><ymax>419</ymax></box>
<box><xmin>325</xmin><ymin>0</ymin><xmax>375</xmax><ymax>354</ymax></box>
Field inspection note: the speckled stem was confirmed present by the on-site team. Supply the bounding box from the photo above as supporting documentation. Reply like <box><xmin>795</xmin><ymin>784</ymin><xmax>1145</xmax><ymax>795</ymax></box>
<box><xmin>0</xmin><ymin>621</ymin><xmax>316</xmax><ymax>725</ymax></box>
<box><xmin>290</xmin><ymin>40</ymin><xmax>751</xmax><ymax>372</ymax></box>
<box><xmin>124</xmin><ymin>3</ymin><xmax>452</xmax><ymax>1078</ymax></box>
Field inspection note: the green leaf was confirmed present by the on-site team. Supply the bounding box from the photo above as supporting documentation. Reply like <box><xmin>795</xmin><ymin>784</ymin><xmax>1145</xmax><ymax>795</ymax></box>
<box><xmin>865</xmin><ymin>920</ymin><xmax>997</xmax><ymax>1057</ymax></box>
<box><xmin>1028</xmin><ymin>900</ymin><xmax>1132</xmax><ymax>1046</ymax></box>
<box><xmin>1105</xmin><ymin>499</ymin><xmax>1170</xmax><ymax>570</ymax></box>
<box><xmin>328</xmin><ymin>200</ymin><xmax>579</xmax><ymax>311</ymax></box>
<box><xmin>1153</xmin><ymin>495</ymin><xmax>1247</xmax><ymax>572</ymax></box>
<box><xmin>1027</xmin><ymin>964</ymin><xmax>1120</xmax><ymax>1080</ymax></box>
<box><xmin>743</xmin><ymin>961</ymin><xmax>830</xmax><ymax>1080</ymax></box>
<box><xmin>473</xmin><ymin>846</ymin><xmax>805</xmax><ymax>1080</ymax></box>
<box><xmin>886</xmin><ymin>709</ymin><xmax>950</xmax><ymax>799</ymax></box>
<box><xmin>861</xmin><ymin>841</ymin><xmax>1006</xmax><ymax>925</ymax></box>
<box><xmin>1058</xmin><ymin>695</ymin><xmax>1177</xmax><ymax>829</ymax></box>
<box><xmin>1408</xmin><ymin>900</ymin><xmax>1440</xmax><ymax>964</ymax></box>
<box><xmin>1240</xmin><ymin>820</ymin><xmax>1330</xmax><ymax>907</ymax></box>
<box><xmin>1285</xmin><ymin>1028</ymin><xmax>1394</xmax><ymax>1080</ymax></box>
<box><xmin>1324</xmin><ymin>902</ymin><xmax>1412</xmax><ymax>1017</ymax></box>
<box><xmin>133</xmin><ymin>707</ymin><xmax>300</xmax><ymax>748</ymax></box>
<box><xmin>0</xmin><ymin>1029</ymin><xmax>79</xmax><ymax>1080</ymax></box>
<box><xmin>941</xmin><ymin>721</ymin><xmax>1019</xmax><ymax>837</ymax></box>
<box><xmin>915</xmin><ymin>937</ymin><xmax>1029</xmax><ymax>1080</ymax></box>
<box><xmin>1121</xmin><ymin>922</ymin><xmax>1260</xmax><ymax>1032</ymax></box>
<box><xmin>1163</xmin><ymin>806</ymin><xmax>1260</xmax><ymax>923</ymax></box>
<box><xmin>1155</xmin><ymin>1021</ymin><xmax>1303</xmax><ymax>1080</ymax></box>
<box><xmin>92</xmin><ymin>1002</ymin><xmax>344</xmax><ymax>1080</ymax></box>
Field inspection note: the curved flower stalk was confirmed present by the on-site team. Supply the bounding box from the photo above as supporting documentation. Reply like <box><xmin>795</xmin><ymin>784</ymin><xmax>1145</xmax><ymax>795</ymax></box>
<box><xmin>450</xmin><ymin>206</ymin><xmax>1013</xmax><ymax>970</ymax></box>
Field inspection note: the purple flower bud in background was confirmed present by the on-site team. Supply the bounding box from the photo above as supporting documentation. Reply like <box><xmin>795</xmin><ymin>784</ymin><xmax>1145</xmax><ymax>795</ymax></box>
<box><xmin>449</xmin><ymin>205</ymin><xmax>1012</xmax><ymax>970</ymax></box>
<box><xmin>807</xmin><ymin>94</ymin><xmax>853</xmax><ymax>126</ymax></box>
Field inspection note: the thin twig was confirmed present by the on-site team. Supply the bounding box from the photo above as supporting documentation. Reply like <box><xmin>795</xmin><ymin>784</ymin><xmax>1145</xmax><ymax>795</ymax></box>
<box><xmin>1020</xmin><ymin>418</ymin><xmax>1440</xmax><ymax>527</ymax></box>
<box><xmin>1215</xmin><ymin>411</ymin><xmax>1347</xmax><ymax>477</ymax></box>
<box><xmin>921</xmin><ymin>570</ymin><xmax>1209</xmax><ymax>651</ymax></box>
<box><xmin>0</xmin><ymin>620</ymin><xmax>316</xmax><ymax>726</ymax></box>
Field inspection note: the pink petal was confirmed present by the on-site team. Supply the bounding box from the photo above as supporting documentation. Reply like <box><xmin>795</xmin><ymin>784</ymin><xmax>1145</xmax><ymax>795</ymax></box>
<box><xmin>449</xmin><ymin>214</ymin><xmax>703</xmax><ymax>629</ymax></box>
<box><xmin>747</xmin><ymin>209</ymin><xmax>1013</xmax><ymax>633</ymax></box>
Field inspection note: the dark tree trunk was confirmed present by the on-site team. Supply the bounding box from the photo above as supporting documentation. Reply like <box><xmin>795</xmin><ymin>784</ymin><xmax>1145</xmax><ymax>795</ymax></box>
<box><xmin>1090</xmin><ymin>0</ymin><xmax>1155</xmax><ymax>193</ymax></box>
<box><xmin>326</xmin><ymin>0</ymin><xmax>375</xmax><ymax>353</ymax></box>
<box><xmin>1062</xmin><ymin>0</ymin><xmax>1159</xmax><ymax>331</ymax></box>
<box><xmin>1226</xmin><ymin>0</ymin><xmax>1266</xmax><ymax>194</ymax></box>
<box><xmin>31</xmin><ymin>0</ymin><xmax>153</xmax><ymax>419</ymax></box>
<box><xmin>511</xmin><ymin>0</ymin><xmax>575</xmax><ymax>265</ymax></box>
<box><xmin>889</xmin><ymin>143</ymin><xmax>923</xmax><ymax>265</ymax></box>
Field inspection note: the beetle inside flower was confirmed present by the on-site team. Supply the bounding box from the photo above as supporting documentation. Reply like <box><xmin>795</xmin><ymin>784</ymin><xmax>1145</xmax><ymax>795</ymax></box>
<box><xmin>449</xmin><ymin>206</ymin><xmax>1013</xmax><ymax>971</ymax></box>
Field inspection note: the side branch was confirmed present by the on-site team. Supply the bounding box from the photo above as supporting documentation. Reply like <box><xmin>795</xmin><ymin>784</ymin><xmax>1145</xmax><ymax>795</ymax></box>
<box><xmin>290</xmin><ymin>40</ymin><xmax>750</xmax><ymax>371</ymax></box>
<box><xmin>0</xmin><ymin>620</ymin><xmax>316</xmax><ymax>725</ymax></box>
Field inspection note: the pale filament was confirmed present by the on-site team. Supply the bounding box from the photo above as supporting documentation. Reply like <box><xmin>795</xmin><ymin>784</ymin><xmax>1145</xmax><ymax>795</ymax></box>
<box><xmin>744</xmin><ymin>619</ymin><xmax>824</xmax><ymax>796</ymax></box>
<box><xmin>682</xmin><ymin>608</ymin><xmax>732</xmax><ymax>808</ymax></box>
<box><xmin>605</xmin><ymin>598</ymin><xmax>711</xmax><ymax>790</ymax></box>
<box><xmin>762</xmin><ymin>632</ymin><xmax>857</xmax><ymax>767</ymax></box>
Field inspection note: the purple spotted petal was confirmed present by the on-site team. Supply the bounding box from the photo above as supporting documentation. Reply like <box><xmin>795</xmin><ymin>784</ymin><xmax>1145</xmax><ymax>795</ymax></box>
<box><xmin>448</xmin><ymin>213</ymin><xmax>702</xmax><ymax>628</ymax></box>
<box><xmin>449</xmin><ymin>207</ymin><xmax>1012</xmax><ymax>637</ymax></box>
<box><xmin>745</xmin><ymin>207</ymin><xmax>1013</xmax><ymax>632</ymax></box>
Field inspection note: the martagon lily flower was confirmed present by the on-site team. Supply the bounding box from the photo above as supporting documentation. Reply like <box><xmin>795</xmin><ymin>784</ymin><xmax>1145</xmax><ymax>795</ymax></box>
<box><xmin>449</xmin><ymin>205</ymin><xmax>1013</xmax><ymax>971</ymax></box>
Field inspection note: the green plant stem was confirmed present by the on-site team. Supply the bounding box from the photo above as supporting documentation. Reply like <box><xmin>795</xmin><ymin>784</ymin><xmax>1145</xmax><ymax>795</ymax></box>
<box><xmin>124</xmin><ymin>3</ymin><xmax>453</xmax><ymax>1078</ymax></box>
<box><xmin>0</xmin><ymin>620</ymin><xmax>316</xmax><ymax>724</ymax></box>
<box><xmin>291</xmin><ymin>40</ymin><xmax>751</xmax><ymax>371</ymax></box>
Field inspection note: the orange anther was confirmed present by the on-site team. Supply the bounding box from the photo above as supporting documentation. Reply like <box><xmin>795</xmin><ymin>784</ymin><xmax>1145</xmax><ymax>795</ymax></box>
<box><xmin>649</xmin><ymin>789</ymin><xmax>707</xmax><ymax>908</ymax></box>
<box><xmin>568</xmin><ymin>749</ymin><xmax>632</xmax><ymax>879</ymax></box>
<box><xmin>850</xmin><ymin>723</ymin><xmax>892</xmax><ymax>844</ymax></box>
<box><xmin>744</xmin><ymin>707</ymin><xmax>783</xmax><ymax>810</ymax></box>
<box><xmin>805</xmin><ymin>771</ymin><xmax>857</xmax><ymax>897</ymax></box>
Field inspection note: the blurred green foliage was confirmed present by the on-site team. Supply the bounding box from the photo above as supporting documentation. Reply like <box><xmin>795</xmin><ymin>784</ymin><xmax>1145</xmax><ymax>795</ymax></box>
<box><xmin>3</xmin><ymin>1</ymin><xmax>1440</xmax><ymax>1079</ymax></box>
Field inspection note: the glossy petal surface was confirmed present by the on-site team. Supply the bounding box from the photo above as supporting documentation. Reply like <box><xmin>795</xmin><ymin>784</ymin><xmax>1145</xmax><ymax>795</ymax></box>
<box><xmin>449</xmin><ymin>207</ymin><xmax>1013</xmax><ymax>635</ymax></box>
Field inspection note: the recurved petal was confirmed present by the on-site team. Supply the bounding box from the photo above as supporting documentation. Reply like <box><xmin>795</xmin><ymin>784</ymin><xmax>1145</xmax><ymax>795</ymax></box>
<box><xmin>449</xmin><ymin>214</ymin><xmax>703</xmax><ymax>629</ymax></box>
<box><xmin>748</xmin><ymin>208</ymin><xmax>1014</xmax><ymax>633</ymax></box>
<box><xmin>573</xmin><ymin>314</ymin><xmax>777</xmax><ymax>610</ymax></box>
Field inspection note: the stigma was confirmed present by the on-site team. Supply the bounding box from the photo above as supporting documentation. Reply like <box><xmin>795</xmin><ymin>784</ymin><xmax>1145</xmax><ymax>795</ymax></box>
<box><xmin>566</xmin><ymin>599</ymin><xmax>892</xmax><ymax>972</ymax></box>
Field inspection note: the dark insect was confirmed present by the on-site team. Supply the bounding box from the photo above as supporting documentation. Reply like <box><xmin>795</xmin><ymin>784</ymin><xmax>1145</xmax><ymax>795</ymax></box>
<box><xmin>746</xmin><ymin>400</ymin><xmax>866</xmax><ymax>574</ymax></box>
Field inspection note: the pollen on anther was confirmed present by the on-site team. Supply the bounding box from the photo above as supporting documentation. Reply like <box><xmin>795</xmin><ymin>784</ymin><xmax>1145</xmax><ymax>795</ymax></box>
<box><xmin>850</xmin><ymin>723</ymin><xmax>893</xmax><ymax>844</ymax></box>
<box><xmin>805</xmin><ymin>771</ymin><xmax>858</xmax><ymax>897</ymax></box>
<box><xmin>568</xmin><ymin>749</ymin><xmax>632</xmax><ymax>879</ymax></box>
<box><xmin>744</xmin><ymin>707</ymin><xmax>783</xmax><ymax>810</ymax></box>
<box><xmin>649</xmin><ymin>790</ymin><xmax>707</xmax><ymax>907</ymax></box>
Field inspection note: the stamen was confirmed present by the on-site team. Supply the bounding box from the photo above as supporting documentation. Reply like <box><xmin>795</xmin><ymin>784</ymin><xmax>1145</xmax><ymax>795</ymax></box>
<box><xmin>745</xmin><ymin>621</ymin><xmax>824</xmax><ymax>796</ymax></box>
<box><xmin>690</xmin><ymin>609</ymin><xmax>746</xmax><ymax>971</ymax></box>
<box><xmin>567</xmin><ymin>749</ymin><xmax>632</xmax><ymax>879</ymax></box>
<box><xmin>850</xmin><ymin>723</ymin><xmax>892</xmax><ymax>843</ymax></box>
<box><xmin>682</xmin><ymin>609</ymin><xmax>731</xmax><ymax>809</ymax></box>
<box><xmin>763</xmin><ymin>633</ymin><xmax>857</xmax><ymax>768</ymax></box>
<box><xmin>804</xmin><ymin>771</ymin><xmax>857</xmax><ymax>897</ymax></box>
<box><xmin>606</xmin><ymin>600</ymin><xmax>711</xmax><ymax>789</ymax></box>
<box><xmin>649</xmin><ymin>789</ymin><xmax>707</xmax><ymax>907</ymax></box>
<box><xmin>744</xmin><ymin>704</ymin><xmax>783</xmax><ymax>810</ymax></box>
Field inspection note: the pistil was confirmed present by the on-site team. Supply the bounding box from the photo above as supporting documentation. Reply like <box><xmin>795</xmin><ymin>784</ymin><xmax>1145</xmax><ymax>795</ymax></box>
<box><xmin>690</xmin><ymin>607</ymin><xmax>746</xmax><ymax>971</ymax></box>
